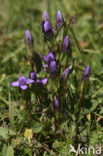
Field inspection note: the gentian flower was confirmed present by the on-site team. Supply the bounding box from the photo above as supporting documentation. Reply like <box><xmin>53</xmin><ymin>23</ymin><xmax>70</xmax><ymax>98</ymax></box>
<box><xmin>42</xmin><ymin>11</ymin><xmax>50</xmax><ymax>22</ymax></box>
<box><xmin>43</xmin><ymin>52</ymin><xmax>55</xmax><ymax>64</ymax></box>
<box><xmin>11</xmin><ymin>76</ymin><xmax>34</xmax><ymax>90</ymax></box>
<box><xmin>56</xmin><ymin>10</ymin><xmax>64</xmax><ymax>30</ymax></box>
<box><xmin>25</xmin><ymin>30</ymin><xmax>33</xmax><ymax>47</ymax></box>
<box><xmin>43</xmin><ymin>21</ymin><xmax>52</xmax><ymax>39</ymax></box>
<box><xmin>43</xmin><ymin>52</ymin><xmax>55</xmax><ymax>71</ymax></box>
<box><xmin>47</xmin><ymin>52</ymin><xmax>55</xmax><ymax>64</ymax></box>
<box><xmin>83</xmin><ymin>65</ymin><xmax>90</xmax><ymax>81</ymax></box>
<box><xmin>41</xmin><ymin>11</ymin><xmax>53</xmax><ymax>39</ymax></box>
<box><xmin>49</xmin><ymin>61</ymin><xmax>57</xmax><ymax>77</ymax></box>
<box><xmin>62</xmin><ymin>35</ymin><xmax>71</xmax><ymax>53</ymax></box>
<box><xmin>29</xmin><ymin>71</ymin><xmax>48</xmax><ymax>85</ymax></box>
<box><xmin>44</xmin><ymin>21</ymin><xmax>52</xmax><ymax>33</ymax></box>
<box><xmin>62</xmin><ymin>66</ymin><xmax>72</xmax><ymax>80</ymax></box>
<box><xmin>54</xmin><ymin>99</ymin><xmax>59</xmax><ymax>110</ymax></box>
<box><xmin>29</xmin><ymin>71</ymin><xmax>37</xmax><ymax>80</ymax></box>
<box><xmin>41</xmin><ymin>11</ymin><xmax>50</xmax><ymax>33</ymax></box>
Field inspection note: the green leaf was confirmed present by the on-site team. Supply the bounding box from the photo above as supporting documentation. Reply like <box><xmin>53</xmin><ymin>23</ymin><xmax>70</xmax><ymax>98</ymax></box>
<box><xmin>32</xmin><ymin>122</ymin><xmax>43</xmax><ymax>133</ymax></box>
<box><xmin>6</xmin><ymin>146</ymin><xmax>14</xmax><ymax>156</ymax></box>
<box><xmin>0</xmin><ymin>127</ymin><xmax>16</xmax><ymax>140</ymax></box>
<box><xmin>29</xmin><ymin>121</ymin><xmax>43</xmax><ymax>133</ymax></box>
<box><xmin>52</xmin><ymin>140</ymin><xmax>61</xmax><ymax>149</ymax></box>
<box><xmin>2</xmin><ymin>145</ymin><xmax>8</xmax><ymax>156</ymax></box>
<box><xmin>0</xmin><ymin>127</ymin><xmax>9</xmax><ymax>139</ymax></box>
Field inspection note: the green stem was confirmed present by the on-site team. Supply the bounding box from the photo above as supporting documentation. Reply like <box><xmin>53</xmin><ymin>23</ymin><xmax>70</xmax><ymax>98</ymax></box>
<box><xmin>75</xmin><ymin>81</ymin><xmax>84</xmax><ymax>145</ymax></box>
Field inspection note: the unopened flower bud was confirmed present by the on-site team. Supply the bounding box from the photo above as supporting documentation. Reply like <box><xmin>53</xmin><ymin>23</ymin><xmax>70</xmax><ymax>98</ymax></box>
<box><xmin>62</xmin><ymin>35</ymin><xmax>71</xmax><ymax>53</ymax></box>
<box><xmin>25</xmin><ymin>30</ymin><xmax>33</xmax><ymax>47</ymax></box>
<box><xmin>42</xmin><ymin>11</ymin><xmax>50</xmax><ymax>22</ymax></box>
<box><xmin>54</xmin><ymin>99</ymin><xmax>59</xmax><ymax>110</ymax></box>
<box><xmin>62</xmin><ymin>66</ymin><xmax>72</xmax><ymax>80</ymax></box>
<box><xmin>83</xmin><ymin>65</ymin><xmax>90</xmax><ymax>81</ymax></box>
<box><xmin>47</xmin><ymin>52</ymin><xmax>55</xmax><ymax>64</ymax></box>
<box><xmin>56</xmin><ymin>10</ymin><xmax>64</xmax><ymax>30</ymax></box>
<box><xmin>29</xmin><ymin>71</ymin><xmax>37</xmax><ymax>80</ymax></box>
<box><xmin>49</xmin><ymin>61</ymin><xmax>57</xmax><ymax>78</ymax></box>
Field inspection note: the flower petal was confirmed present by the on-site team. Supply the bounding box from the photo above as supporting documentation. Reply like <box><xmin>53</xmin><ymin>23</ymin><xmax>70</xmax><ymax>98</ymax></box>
<box><xmin>43</xmin><ymin>55</ymin><xmax>48</xmax><ymax>63</ymax></box>
<box><xmin>11</xmin><ymin>81</ymin><xmax>19</xmax><ymax>87</ymax></box>
<box><xmin>41</xmin><ymin>78</ymin><xmax>48</xmax><ymax>85</ymax></box>
<box><xmin>26</xmin><ymin>79</ymin><xmax>35</xmax><ymax>84</ymax></box>
<box><xmin>20</xmin><ymin>85</ymin><xmax>28</xmax><ymax>90</ymax></box>
<box><xmin>43</xmin><ymin>64</ymin><xmax>48</xmax><ymax>68</ymax></box>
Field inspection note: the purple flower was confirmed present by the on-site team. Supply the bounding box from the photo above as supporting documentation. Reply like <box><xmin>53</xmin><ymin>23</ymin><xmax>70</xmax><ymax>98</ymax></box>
<box><xmin>44</xmin><ymin>21</ymin><xmax>52</xmax><ymax>33</ymax></box>
<box><xmin>43</xmin><ymin>52</ymin><xmax>55</xmax><ymax>64</ymax></box>
<box><xmin>62</xmin><ymin>66</ymin><xmax>72</xmax><ymax>80</ymax></box>
<box><xmin>11</xmin><ymin>76</ymin><xmax>34</xmax><ymax>90</ymax></box>
<box><xmin>62</xmin><ymin>35</ymin><xmax>70</xmax><ymax>53</ymax></box>
<box><xmin>41</xmin><ymin>21</ymin><xmax>53</xmax><ymax>39</ymax></box>
<box><xmin>43</xmin><ymin>55</ymin><xmax>48</xmax><ymax>63</ymax></box>
<box><xmin>47</xmin><ymin>52</ymin><xmax>55</xmax><ymax>64</ymax></box>
<box><xmin>43</xmin><ymin>52</ymin><xmax>56</xmax><ymax>76</ymax></box>
<box><xmin>83</xmin><ymin>65</ymin><xmax>90</xmax><ymax>81</ymax></box>
<box><xmin>41</xmin><ymin>11</ymin><xmax>53</xmax><ymax>39</ymax></box>
<box><xmin>29</xmin><ymin>71</ymin><xmax>37</xmax><ymax>80</ymax></box>
<box><xmin>25</xmin><ymin>30</ymin><xmax>33</xmax><ymax>47</ymax></box>
<box><xmin>42</xmin><ymin>11</ymin><xmax>50</xmax><ymax>22</ymax></box>
<box><xmin>49</xmin><ymin>61</ymin><xmax>57</xmax><ymax>77</ymax></box>
<box><xmin>54</xmin><ymin>99</ymin><xmax>59</xmax><ymax>110</ymax></box>
<box><xmin>36</xmin><ymin>78</ymin><xmax>48</xmax><ymax>85</ymax></box>
<box><xmin>41</xmin><ymin>11</ymin><xmax>50</xmax><ymax>33</ymax></box>
<box><xmin>56</xmin><ymin>10</ymin><xmax>64</xmax><ymax>30</ymax></box>
<box><xmin>43</xmin><ymin>64</ymin><xmax>48</xmax><ymax>71</ymax></box>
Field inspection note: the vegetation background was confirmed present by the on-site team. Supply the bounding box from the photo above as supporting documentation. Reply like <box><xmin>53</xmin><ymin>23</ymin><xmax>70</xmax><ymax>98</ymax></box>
<box><xmin>0</xmin><ymin>0</ymin><xmax>103</xmax><ymax>155</ymax></box>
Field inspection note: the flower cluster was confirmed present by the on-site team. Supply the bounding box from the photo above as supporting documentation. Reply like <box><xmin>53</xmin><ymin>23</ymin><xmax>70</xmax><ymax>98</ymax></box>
<box><xmin>11</xmin><ymin>10</ymin><xmax>90</xmax><ymax>114</ymax></box>
<box><xmin>43</xmin><ymin>52</ymin><xmax>57</xmax><ymax>77</ymax></box>
<box><xmin>11</xmin><ymin>76</ymin><xmax>34</xmax><ymax>90</ymax></box>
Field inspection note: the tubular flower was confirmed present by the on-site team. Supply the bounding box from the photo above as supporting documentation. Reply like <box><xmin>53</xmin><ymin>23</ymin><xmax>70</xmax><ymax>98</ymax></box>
<box><xmin>47</xmin><ymin>52</ymin><xmax>55</xmax><ymax>64</ymax></box>
<box><xmin>62</xmin><ymin>35</ymin><xmax>70</xmax><ymax>53</ymax></box>
<box><xmin>25</xmin><ymin>30</ymin><xmax>33</xmax><ymax>47</ymax></box>
<box><xmin>54</xmin><ymin>99</ymin><xmax>59</xmax><ymax>110</ymax></box>
<box><xmin>29</xmin><ymin>71</ymin><xmax>37</xmax><ymax>80</ymax></box>
<box><xmin>56</xmin><ymin>10</ymin><xmax>64</xmax><ymax>30</ymax></box>
<box><xmin>49</xmin><ymin>61</ymin><xmax>57</xmax><ymax>77</ymax></box>
<box><xmin>43</xmin><ymin>52</ymin><xmax>55</xmax><ymax>71</ymax></box>
<box><xmin>11</xmin><ymin>76</ymin><xmax>34</xmax><ymax>90</ymax></box>
<box><xmin>43</xmin><ymin>52</ymin><xmax>55</xmax><ymax>64</ymax></box>
<box><xmin>62</xmin><ymin>66</ymin><xmax>72</xmax><ymax>80</ymax></box>
<box><xmin>41</xmin><ymin>11</ymin><xmax>53</xmax><ymax>39</ymax></box>
<box><xmin>42</xmin><ymin>11</ymin><xmax>50</xmax><ymax>22</ymax></box>
<box><xmin>44</xmin><ymin>21</ymin><xmax>52</xmax><ymax>33</ymax></box>
<box><xmin>83</xmin><ymin>65</ymin><xmax>90</xmax><ymax>81</ymax></box>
